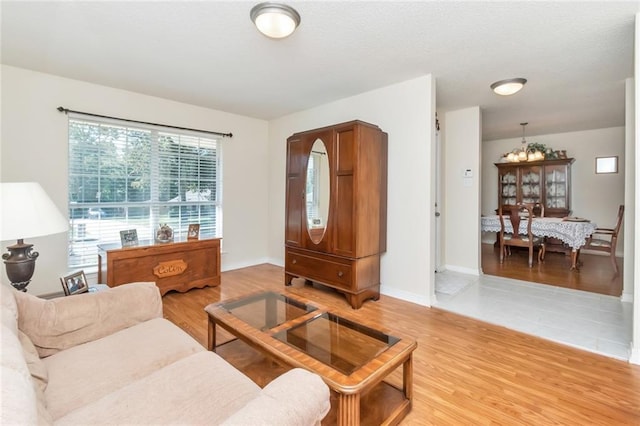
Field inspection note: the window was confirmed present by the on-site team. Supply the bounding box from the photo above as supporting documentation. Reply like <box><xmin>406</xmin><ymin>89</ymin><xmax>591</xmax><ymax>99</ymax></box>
<box><xmin>67</xmin><ymin>115</ymin><xmax>222</xmax><ymax>269</ymax></box>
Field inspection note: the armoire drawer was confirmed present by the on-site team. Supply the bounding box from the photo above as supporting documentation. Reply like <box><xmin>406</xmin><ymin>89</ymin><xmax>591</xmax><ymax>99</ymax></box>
<box><xmin>286</xmin><ymin>250</ymin><xmax>352</xmax><ymax>290</ymax></box>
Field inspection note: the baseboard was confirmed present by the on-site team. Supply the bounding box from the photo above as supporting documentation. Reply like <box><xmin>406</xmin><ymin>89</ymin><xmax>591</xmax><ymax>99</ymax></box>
<box><xmin>629</xmin><ymin>343</ymin><xmax>640</xmax><ymax>365</ymax></box>
<box><xmin>380</xmin><ymin>285</ymin><xmax>430</xmax><ymax>307</ymax></box>
<box><xmin>580</xmin><ymin>249</ymin><xmax>624</xmax><ymax>258</ymax></box>
<box><xmin>266</xmin><ymin>257</ymin><xmax>284</xmax><ymax>268</ymax></box>
<box><xmin>442</xmin><ymin>264</ymin><xmax>480</xmax><ymax>276</ymax></box>
<box><xmin>222</xmin><ymin>258</ymin><xmax>272</xmax><ymax>272</ymax></box>
<box><xmin>621</xmin><ymin>291</ymin><xmax>634</xmax><ymax>303</ymax></box>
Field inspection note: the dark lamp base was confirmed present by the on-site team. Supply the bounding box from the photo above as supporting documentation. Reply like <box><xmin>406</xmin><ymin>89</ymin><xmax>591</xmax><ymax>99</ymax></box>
<box><xmin>2</xmin><ymin>239</ymin><xmax>39</xmax><ymax>292</ymax></box>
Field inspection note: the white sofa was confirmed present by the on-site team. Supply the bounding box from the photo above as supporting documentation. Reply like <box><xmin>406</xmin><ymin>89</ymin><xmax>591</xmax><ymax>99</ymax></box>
<box><xmin>0</xmin><ymin>281</ymin><xmax>330</xmax><ymax>425</ymax></box>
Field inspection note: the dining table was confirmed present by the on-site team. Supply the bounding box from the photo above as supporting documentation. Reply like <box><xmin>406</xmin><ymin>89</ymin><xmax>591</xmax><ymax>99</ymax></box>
<box><xmin>481</xmin><ymin>215</ymin><xmax>598</xmax><ymax>270</ymax></box>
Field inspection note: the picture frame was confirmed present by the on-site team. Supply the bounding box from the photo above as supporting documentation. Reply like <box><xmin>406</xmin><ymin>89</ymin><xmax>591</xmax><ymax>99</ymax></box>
<box><xmin>120</xmin><ymin>229</ymin><xmax>139</xmax><ymax>247</ymax></box>
<box><xmin>596</xmin><ymin>156</ymin><xmax>618</xmax><ymax>174</ymax></box>
<box><xmin>60</xmin><ymin>270</ymin><xmax>89</xmax><ymax>296</ymax></box>
<box><xmin>187</xmin><ymin>223</ymin><xmax>200</xmax><ymax>240</ymax></box>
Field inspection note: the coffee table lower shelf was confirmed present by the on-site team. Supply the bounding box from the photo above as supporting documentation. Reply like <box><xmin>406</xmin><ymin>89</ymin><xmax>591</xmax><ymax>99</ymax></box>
<box><xmin>214</xmin><ymin>338</ymin><xmax>412</xmax><ymax>426</ymax></box>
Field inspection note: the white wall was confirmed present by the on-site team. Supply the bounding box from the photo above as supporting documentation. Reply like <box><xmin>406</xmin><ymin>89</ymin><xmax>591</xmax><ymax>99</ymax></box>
<box><xmin>443</xmin><ymin>107</ymin><xmax>482</xmax><ymax>274</ymax></box>
<box><xmin>482</xmin><ymin>127</ymin><xmax>626</xmax><ymax>255</ymax></box>
<box><xmin>629</xmin><ymin>13</ymin><xmax>639</xmax><ymax>365</ymax></box>
<box><xmin>267</xmin><ymin>76</ymin><xmax>435</xmax><ymax>306</ymax></box>
<box><xmin>624</xmin><ymin>78</ymin><xmax>636</xmax><ymax>303</ymax></box>
<box><xmin>0</xmin><ymin>65</ymin><xmax>270</xmax><ymax>295</ymax></box>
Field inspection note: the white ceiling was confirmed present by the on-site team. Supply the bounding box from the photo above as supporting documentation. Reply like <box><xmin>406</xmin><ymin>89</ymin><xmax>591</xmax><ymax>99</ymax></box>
<box><xmin>1</xmin><ymin>1</ymin><xmax>638</xmax><ymax>140</ymax></box>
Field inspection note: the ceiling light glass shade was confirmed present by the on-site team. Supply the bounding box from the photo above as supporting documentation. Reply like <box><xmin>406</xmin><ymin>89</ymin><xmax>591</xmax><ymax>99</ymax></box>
<box><xmin>490</xmin><ymin>78</ymin><xmax>527</xmax><ymax>96</ymax></box>
<box><xmin>250</xmin><ymin>3</ymin><xmax>301</xmax><ymax>39</ymax></box>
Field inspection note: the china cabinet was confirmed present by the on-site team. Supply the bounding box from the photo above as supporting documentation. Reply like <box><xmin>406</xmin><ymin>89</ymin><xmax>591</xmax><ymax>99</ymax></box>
<box><xmin>284</xmin><ymin>120</ymin><xmax>387</xmax><ymax>309</ymax></box>
<box><xmin>495</xmin><ymin>158</ymin><xmax>574</xmax><ymax>254</ymax></box>
<box><xmin>495</xmin><ymin>158</ymin><xmax>574</xmax><ymax>218</ymax></box>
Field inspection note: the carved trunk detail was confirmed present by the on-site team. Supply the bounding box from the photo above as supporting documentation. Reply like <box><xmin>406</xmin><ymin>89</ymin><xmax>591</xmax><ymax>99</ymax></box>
<box><xmin>153</xmin><ymin>260</ymin><xmax>188</xmax><ymax>278</ymax></box>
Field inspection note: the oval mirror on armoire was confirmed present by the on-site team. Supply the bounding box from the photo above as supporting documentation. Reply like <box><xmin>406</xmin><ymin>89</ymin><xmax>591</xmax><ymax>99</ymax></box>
<box><xmin>305</xmin><ymin>138</ymin><xmax>330</xmax><ymax>244</ymax></box>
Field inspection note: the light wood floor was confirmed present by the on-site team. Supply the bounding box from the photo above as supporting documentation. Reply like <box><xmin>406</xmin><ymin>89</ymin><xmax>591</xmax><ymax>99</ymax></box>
<box><xmin>162</xmin><ymin>263</ymin><xmax>640</xmax><ymax>425</ymax></box>
<box><xmin>481</xmin><ymin>243</ymin><xmax>623</xmax><ymax>296</ymax></box>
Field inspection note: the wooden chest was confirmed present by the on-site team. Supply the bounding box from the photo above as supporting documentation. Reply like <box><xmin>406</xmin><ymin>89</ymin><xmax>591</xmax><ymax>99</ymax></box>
<box><xmin>97</xmin><ymin>238</ymin><xmax>221</xmax><ymax>295</ymax></box>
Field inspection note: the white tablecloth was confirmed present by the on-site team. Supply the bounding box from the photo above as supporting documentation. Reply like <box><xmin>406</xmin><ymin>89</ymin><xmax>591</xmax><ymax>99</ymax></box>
<box><xmin>481</xmin><ymin>216</ymin><xmax>598</xmax><ymax>249</ymax></box>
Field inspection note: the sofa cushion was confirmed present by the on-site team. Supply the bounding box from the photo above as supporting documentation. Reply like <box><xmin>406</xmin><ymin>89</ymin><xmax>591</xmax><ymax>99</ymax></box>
<box><xmin>18</xmin><ymin>330</ymin><xmax>48</xmax><ymax>393</ymax></box>
<box><xmin>54</xmin><ymin>351</ymin><xmax>261</xmax><ymax>425</ymax></box>
<box><xmin>1</xmin><ymin>323</ymin><xmax>39</xmax><ymax>425</ymax></box>
<box><xmin>15</xmin><ymin>282</ymin><xmax>162</xmax><ymax>357</ymax></box>
<box><xmin>43</xmin><ymin>317</ymin><xmax>204</xmax><ymax>420</ymax></box>
<box><xmin>1</xmin><ymin>283</ymin><xmax>19</xmax><ymax>336</ymax></box>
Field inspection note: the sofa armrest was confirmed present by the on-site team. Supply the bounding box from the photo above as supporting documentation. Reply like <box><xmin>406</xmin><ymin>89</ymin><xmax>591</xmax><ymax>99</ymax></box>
<box><xmin>221</xmin><ymin>368</ymin><xmax>330</xmax><ymax>426</ymax></box>
<box><xmin>15</xmin><ymin>282</ymin><xmax>162</xmax><ymax>357</ymax></box>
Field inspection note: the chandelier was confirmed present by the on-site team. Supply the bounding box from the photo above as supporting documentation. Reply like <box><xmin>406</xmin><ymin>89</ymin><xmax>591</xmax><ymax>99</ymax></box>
<box><xmin>503</xmin><ymin>122</ymin><xmax>545</xmax><ymax>163</ymax></box>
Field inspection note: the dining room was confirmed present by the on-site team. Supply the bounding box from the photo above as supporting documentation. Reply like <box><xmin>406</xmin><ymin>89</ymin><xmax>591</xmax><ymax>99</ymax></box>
<box><xmin>429</xmin><ymin>124</ymin><xmax>631</xmax><ymax>361</ymax></box>
<box><xmin>480</xmin><ymin>126</ymin><xmax>627</xmax><ymax>298</ymax></box>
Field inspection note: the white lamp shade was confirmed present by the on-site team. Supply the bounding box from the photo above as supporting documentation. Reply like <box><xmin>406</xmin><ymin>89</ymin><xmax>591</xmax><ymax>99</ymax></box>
<box><xmin>0</xmin><ymin>182</ymin><xmax>69</xmax><ymax>241</ymax></box>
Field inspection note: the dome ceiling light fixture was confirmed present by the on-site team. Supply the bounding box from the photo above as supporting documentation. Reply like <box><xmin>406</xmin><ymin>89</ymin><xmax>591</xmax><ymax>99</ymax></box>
<box><xmin>490</xmin><ymin>78</ymin><xmax>527</xmax><ymax>96</ymax></box>
<box><xmin>250</xmin><ymin>2</ymin><xmax>301</xmax><ymax>39</ymax></box>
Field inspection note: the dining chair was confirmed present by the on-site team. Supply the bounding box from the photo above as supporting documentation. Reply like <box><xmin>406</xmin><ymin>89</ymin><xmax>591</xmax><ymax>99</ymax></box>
<box><xmin>581</xmin><ymin>205</ymin><xmax>624</xmax><ymax>274</ymax></box>
<box><xmin>498</xmin><ymin>203</ymin><xmax>546</xmax><ymax>268</ymax></box>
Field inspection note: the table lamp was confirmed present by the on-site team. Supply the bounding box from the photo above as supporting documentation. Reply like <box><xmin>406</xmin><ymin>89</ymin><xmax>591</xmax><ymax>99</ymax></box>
<box><xmin>1</xmin><ymin>182</ymin><xmax>69</xmax><ymax>291</ymax></box>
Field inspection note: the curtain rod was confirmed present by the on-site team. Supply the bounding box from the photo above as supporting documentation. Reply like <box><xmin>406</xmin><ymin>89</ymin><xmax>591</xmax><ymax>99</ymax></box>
<box><xmin>57</xmin><ymin>107</ymin><xmax>233</xmax><ymax>138</ymax></box>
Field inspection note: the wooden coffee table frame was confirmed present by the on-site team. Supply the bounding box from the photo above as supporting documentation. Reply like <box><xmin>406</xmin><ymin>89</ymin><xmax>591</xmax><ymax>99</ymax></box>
<box><xmin>205</xmin><ymin>291</ymin><xmax>417</xmax><ymax>426</ymax></box>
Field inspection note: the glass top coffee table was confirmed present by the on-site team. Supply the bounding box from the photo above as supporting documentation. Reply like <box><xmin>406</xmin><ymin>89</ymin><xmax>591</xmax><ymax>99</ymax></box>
<box><xmin>205</xmin><ymin>291</ymin><xmax>417</xmax><ymax>425</ymax></box>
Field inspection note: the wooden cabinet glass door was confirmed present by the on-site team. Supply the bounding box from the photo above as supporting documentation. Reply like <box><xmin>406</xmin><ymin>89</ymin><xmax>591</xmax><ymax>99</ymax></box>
<box><xmin>519</xmin><ymin>165</ymin><xmax>542</xmax><ymax>205</ymax></box>
<box><xmin>544</xmin><ymin>163</ymin><xmax>570</xmax><ymax>216</ymax></box>
<box><xmin>498</xmin><ymin>168</ymin><xmax>518</xmax><ymax>206</ymax></box>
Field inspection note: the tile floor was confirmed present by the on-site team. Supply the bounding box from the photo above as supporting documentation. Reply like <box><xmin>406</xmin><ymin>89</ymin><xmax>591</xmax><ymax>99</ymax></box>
<box><xmin>434</xmin><ymin>270</ymin><xmax>633</xmax><ymax>361</ymax></box>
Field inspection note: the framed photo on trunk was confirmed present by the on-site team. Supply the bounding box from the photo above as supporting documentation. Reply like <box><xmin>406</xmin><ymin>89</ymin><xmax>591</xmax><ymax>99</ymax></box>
<box><xmin>188</xmin><ymin>224</ymin><xmax>200</xmax><ymax>240</ymax></box>
<box><xmin>120</xmin><ymin>229</ymin><xmax>138</xmax><ymax>247</ymax></box>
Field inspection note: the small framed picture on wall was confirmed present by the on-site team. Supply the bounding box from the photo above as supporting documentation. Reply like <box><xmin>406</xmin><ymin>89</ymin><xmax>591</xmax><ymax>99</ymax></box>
<box><xmin>595</xmin><ymin>156</ymin><xmax>618</xmax><ymax>174</ymax></box>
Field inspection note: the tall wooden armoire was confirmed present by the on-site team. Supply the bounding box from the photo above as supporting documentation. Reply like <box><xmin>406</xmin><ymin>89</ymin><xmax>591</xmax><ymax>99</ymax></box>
<box><xmin>284</xmin><ymin>120</ymin><xmax>388</xmax><ymax>309</ymax></box>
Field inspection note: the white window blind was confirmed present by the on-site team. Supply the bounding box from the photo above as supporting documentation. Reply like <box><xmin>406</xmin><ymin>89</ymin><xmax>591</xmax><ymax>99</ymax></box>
<box><xmin>67</xmin><ymin>115</ymin><xmax>222</xmax><ymax>269</ymax></box>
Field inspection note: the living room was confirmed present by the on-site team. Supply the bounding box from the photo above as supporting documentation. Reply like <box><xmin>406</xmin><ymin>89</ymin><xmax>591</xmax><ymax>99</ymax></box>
<box><xmin>1</xmin><ymin>2</ymin><xmax>640</xmax><ymax>423</ymax></box>
<box><xmin>2</xmin><ymin>0</ymin><xmax>639</xmax><ymax>356</ymax></box>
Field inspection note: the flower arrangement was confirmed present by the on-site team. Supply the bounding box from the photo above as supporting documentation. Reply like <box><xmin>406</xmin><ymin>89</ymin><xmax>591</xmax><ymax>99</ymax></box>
<box><xmin>527</xmin><ymin>142</ymin><xmax>547</xmax><ymax>154</ymax></box>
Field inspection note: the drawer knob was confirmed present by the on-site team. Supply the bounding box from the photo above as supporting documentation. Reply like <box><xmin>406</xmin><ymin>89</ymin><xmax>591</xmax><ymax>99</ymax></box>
<box><xmin>292</xmin><ymin>259</ymin><xmax>297</xmax><ymax>264</ymax></box>
<box><xmin>337</xmin><ymin>271</ymin><xmax>344</xmax><ymax>277</ymax></box>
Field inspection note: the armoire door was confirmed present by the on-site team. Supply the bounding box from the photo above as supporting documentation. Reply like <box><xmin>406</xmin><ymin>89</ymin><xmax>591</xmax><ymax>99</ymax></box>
<box><xmin>301</xmin><ymin>130</ymin><xmax>333</xmax><ymax>254</ymax></box>
<box><xmin>333</xmin><ymin>125</ymin><xmax>356</xmax><ymax>258</ymax></box>
<box><xmin>285</xmin><ymin>136</ymin><xmax>306</xmax><ymax>247</ymax></box>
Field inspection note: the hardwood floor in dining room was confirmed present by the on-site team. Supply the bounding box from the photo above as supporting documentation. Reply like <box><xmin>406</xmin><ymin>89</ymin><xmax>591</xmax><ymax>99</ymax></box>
<box><xmin>481</xmin><ymin>243</ymin><xmax>623</xmax><ymax>296</ymax></box>
<box><xmin>162</xmin><ymin>263</ymin><xmax>640</xmax><ymax>425</ymax></box>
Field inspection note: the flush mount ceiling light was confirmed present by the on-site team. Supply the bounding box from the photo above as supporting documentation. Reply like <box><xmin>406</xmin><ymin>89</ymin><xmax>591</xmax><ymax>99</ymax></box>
<box><xmin>250</xmin><ymin>2</ymin><xmax>301</xmax><ymax>39</ymax></box>
<box><xmin>490</xmin><ymin>78</ymin><xmax>527</xmax><ymax>96</ymax></box>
